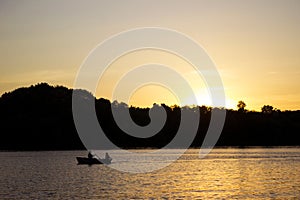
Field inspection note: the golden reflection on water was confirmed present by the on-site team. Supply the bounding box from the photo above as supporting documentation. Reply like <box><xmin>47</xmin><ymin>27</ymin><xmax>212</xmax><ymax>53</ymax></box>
<box><xmin>0</xmin><ymin>148</ymin><xmax>299</xmax><ymax>199</ymax></box>
<box><xmin>87</xmin><ymin>148</ymin><xmax>300</xmax><ymax>199</ymax></box>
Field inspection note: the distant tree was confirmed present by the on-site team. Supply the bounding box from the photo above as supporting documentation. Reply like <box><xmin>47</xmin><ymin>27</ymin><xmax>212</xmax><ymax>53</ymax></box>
<box><xmin>170</xmin><ymin>104</ymin><xmax>180</xmax><ymax>110</ymax></box>
<box><xmin>274</xmin><ymin>108</ymin><xmax>281</xmax><ymax>113</ymax></box>
<box><xmin>261</xmin><ymin>105</ymin><xmax>274</xmax><ymax>114</ymax></box>
<box><xmin>237</xmin><ymin>100</ymin><xmax>246</xmax><ymax>112</ymax></box>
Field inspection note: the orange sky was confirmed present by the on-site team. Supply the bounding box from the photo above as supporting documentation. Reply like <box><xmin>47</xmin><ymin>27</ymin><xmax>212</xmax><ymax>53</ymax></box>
<box><xmin>0</xmin><ymin>0</ymin><xmax>300</xmax><ymax>111</ymax></box>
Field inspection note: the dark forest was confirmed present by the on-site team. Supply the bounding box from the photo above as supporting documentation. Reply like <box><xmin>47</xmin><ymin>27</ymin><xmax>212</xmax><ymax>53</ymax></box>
<box><xmin>0</xmin><ymin>83</ymin><xmax>299</xmax><ymax>150</ymax></box>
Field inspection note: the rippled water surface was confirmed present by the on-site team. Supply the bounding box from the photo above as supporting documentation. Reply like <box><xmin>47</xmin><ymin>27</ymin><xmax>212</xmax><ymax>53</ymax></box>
<box><xmin>1</xmin><ymin>148</ymin><xmax>300</xmax><ymax>199</ymax></box>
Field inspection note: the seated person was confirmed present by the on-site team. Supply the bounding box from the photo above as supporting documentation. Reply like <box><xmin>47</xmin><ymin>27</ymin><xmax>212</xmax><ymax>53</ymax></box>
<box><xmin>105</xmin><ymin>152</ymin><xmax>112</xmax><ymax>161</ymax></box>
<box><xmin>88</xmin><ymin>151</ymin><xmax>94</xmax><ymax>159</ymax></box>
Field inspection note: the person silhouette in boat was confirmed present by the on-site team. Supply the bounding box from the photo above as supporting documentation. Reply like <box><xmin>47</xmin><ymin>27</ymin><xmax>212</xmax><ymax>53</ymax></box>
<box><xmin>105</xmin><ymin>152</ymin><xmax>112</xmax><ymax>162</ymax></box>
<box><xmin>88</xmin><ymin>151</ymin><xmax>94</xmax><ymax>159</ymax></box>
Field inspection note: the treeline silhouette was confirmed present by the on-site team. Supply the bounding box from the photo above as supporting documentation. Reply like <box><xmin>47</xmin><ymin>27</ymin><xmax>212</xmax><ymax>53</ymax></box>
<box><xmin>0</xmin><ymin>83</ymin><xmax>299</xmax><ymax>150</ymax></box>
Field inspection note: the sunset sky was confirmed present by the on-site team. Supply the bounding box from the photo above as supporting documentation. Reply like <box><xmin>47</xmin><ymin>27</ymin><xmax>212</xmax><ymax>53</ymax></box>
<box><xmin>0</xmin><ymin>0</ymin><xmax>299</xmax><ymax>110</ymax></box>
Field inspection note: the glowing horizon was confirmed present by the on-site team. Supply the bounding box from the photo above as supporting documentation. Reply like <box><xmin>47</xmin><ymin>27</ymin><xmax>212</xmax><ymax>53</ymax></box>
<box><xmin>1</xmin><ymin>0</ymin><xmax>300</xmax><ymax>111</ymax></box>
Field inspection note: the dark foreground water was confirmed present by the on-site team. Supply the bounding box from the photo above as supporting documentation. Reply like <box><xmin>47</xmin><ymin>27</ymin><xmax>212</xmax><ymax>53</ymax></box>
<box><xmin>1</xmin><ymin>148</ymin><xmax>300</xmax><ymax>199</ymax></box>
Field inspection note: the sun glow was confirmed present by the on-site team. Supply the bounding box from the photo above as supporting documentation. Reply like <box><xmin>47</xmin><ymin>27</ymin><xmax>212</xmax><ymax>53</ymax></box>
<box><xmin>96</xmin><ymin>49</ymin><xmax>223</xmax><ymax>108</ymax></box>
<box><xmin>129</xmin><ymin>84</ymin><xmax>180</xmax><ymax>108</ymax></box>
<box><xmin>1</xmin><ymin>1</ymin><xmax>299</xmax><ymax>111</ymax></box>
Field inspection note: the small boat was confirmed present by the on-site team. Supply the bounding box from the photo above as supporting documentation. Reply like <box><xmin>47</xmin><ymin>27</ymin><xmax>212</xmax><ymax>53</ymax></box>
<box><xmin>76</xmin><ymin>153</ymin><xmax>112</xmax><ymax>165</ymax></box>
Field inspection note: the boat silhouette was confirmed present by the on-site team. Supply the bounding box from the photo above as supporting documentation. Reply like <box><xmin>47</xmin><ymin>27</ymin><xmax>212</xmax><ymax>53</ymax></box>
<box><xmin>76</xmin><ymin>152</ymin><xmax>112</xmax><ymax>165</ymax></box>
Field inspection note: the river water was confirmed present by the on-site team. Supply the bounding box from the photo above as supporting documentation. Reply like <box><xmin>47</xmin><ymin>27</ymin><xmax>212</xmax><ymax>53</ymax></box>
<box><xmin>1</xmin><ymin>148</ymin><xmax>299</xmax><ymax>199</ymax></box>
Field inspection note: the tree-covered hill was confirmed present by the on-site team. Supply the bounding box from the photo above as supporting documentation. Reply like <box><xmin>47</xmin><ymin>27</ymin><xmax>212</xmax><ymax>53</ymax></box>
<box><xmin>0</xmin><ymin>83</ymin><xmax>299</xmax><ymax>150</ymax></box>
